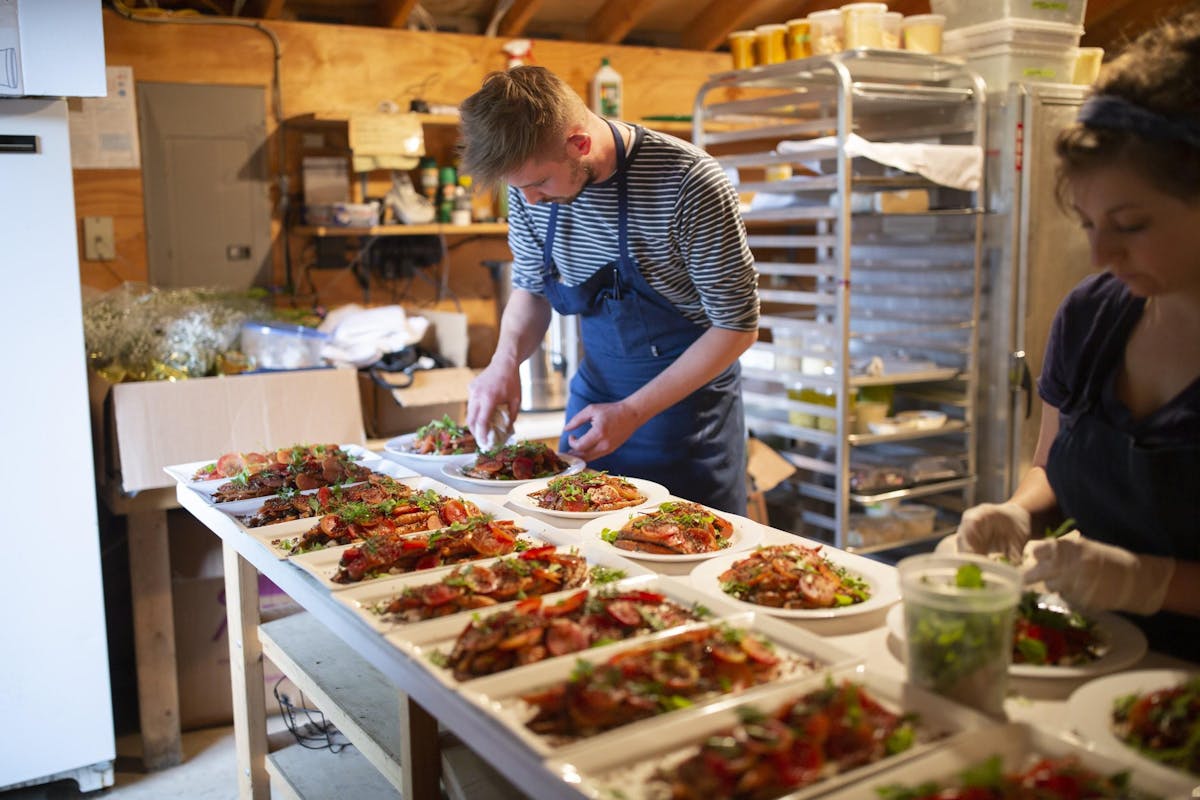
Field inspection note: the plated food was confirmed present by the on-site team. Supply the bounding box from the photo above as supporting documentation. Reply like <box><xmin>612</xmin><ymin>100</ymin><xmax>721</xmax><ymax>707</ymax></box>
<box><xmin>209</xmin><ymin>445</ymin><xmax>373</xmax><ymax>503</ymax></box>
<box><xmin>372</xmin><ymin>546</ymin><xmax>597</xmax><ymax>623</ymax></box>
<box><xmin>331</xmin><ymin>515</ymin><xmax>531</xmax><ymax>584</ymax></box>
<box><xmin>1012</xmin><ymin>591</ymin><xmax>1105</xmax><ymax>667</ymax></box>
<box><xmin>691</xmin><ymin>544</ymin><xmax>898</xmax><ymax>620</ymax></box>
<box><xmin>462</xmin><ymin>441</ymin><xmax>571</xmax><ymax>481</ymax></box>
<box><xmin>239</xmin><ymin>473</ymin><xmax>417</xmax><ymax>528</ymax></box>
<box><xmin>273</xmin><ymin>490</ymin><xmax>481</xmax><ymax>555</ymax></box>
<box><xmin>1112</xmin><ymin>673</ymin><xmax>1200</xmax><ymax>777</ymax></box>
<box><xmin>187</xmin><ymin>443</ymin><xmax>340</xmax><ymax>481</ymax></box>
<box><xmin>526</xmin><ymin>470</ymin><xmax>646</xmax><ymax>513</ymax></box>
<box><xmin>648</xmin><ymin>680</ymin><xmax>918</xmax><ymax>799</ymax></box>
<box><xmin>596</xmin><ymin>501</ymin><xmax>734</xmax><ymax>556</ymax></box>
<box><xmin>715</xmin><ymin>543</ymin><xmax>871</xmax><ymax>610</ymax></box>
<box><xmin>439</xmin><ymin>586</ymin><xmax>708</xmax><ymax>682</ymax></box>
<box><xmin>513</xmin><ymin>623</ymin><xmax>806</xmax><ymax>746</ymax></box>
<box><xmin>389</xmin><ymin>415</ymin><xmax>479</xmax><ymax>458</ymax></box>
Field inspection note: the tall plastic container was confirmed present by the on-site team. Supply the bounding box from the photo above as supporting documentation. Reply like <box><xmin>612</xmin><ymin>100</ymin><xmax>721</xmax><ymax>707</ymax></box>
<box><xmin>590</xmin><ymin>57</ymin><xmax>623</xmax><ymax>118</ymax></box>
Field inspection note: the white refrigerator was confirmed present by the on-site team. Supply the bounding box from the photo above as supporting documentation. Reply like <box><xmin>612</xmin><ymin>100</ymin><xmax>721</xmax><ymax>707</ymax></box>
<box><xmin>0</xmin><ymin>2</ymin><xmax>115</xmax><ymax>791</ymax></box>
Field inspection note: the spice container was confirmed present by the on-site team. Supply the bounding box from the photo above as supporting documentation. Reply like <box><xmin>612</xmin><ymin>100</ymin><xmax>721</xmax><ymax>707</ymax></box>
<box><xmin>842</xmin><ymin>2</ymin><xmax>888</xmax><ymax>49</ymax></box>
<box><xmin>894</xmin><ymin>503</ymin><xmax>937</xmax><ymax>538</ymax></box>
<box><xmin>755</xmin><ymin>23</ymin><xmax>788</xmax><ymax>65</ymax></box>
<box><xmin>898</xmin><ymin>554</ymin><xmax>1020</xmax><ymax>717</ymax></box>
<box><xmin>808</xmin><ymin>9</ymin><xmax>844</xmax><ymax>55</ymax></box>
<box><xmin>881</xmin><ymin>11</ymin><xmax>903</xmax><ymax>49</ymax></box>
<box><xmin>785</xmin><ymin>18</ymin><xmax>811</xmax><ymax>60</ymax></box>
<box><xmin>728</xmin><ymin>30</ymin><xmax>757</xmax><ymax>69</ymax></box>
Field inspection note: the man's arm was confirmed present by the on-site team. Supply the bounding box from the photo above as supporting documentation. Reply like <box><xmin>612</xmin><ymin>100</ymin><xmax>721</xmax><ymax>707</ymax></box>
<box><xmin>564</xmin><ymin>326</ymin><xmax>756</xmax><ymax>461</ymax></box>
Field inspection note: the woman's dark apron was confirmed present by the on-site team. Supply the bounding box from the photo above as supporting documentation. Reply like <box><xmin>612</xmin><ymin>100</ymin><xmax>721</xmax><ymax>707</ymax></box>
<box><xmin>1044</xmin><ymin>300</ymin><xmax>1200</xmax><ymax>660</ymax></box>
<box><xmin>539</xmin><ymin>121</ymin><xmax>747</xmax><ymax>515</ymax></box>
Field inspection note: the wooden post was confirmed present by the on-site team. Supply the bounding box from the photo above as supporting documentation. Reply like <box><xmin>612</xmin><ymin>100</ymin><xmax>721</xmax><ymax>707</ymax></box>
<box><xmin>223</xmin><ymin>542</ymin><xmax>270</xmax><ymax>798</ymax></box>
<box><xmin>126</xmin><ymin>507</ymin><xmax>182</xmax><ymax>770</ymax></box>
<box><xmin>400</xmin><ymin>693</ymin><xmax>441</xmax><ymax>800</ymax></box>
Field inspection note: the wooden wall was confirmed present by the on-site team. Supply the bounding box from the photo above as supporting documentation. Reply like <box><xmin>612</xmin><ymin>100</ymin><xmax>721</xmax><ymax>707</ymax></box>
<box><xmin>78</xmin><ymin>10</ymin><xmax>735</xmax><ymax>365</ymax></box>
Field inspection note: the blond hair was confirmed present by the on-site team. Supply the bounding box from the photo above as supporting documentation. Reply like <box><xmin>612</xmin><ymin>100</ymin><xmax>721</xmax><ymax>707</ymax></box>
<box><xmin>458</xmin><ymin>66</ymin><xmax>588</xmax><ymax>187</ymax></box>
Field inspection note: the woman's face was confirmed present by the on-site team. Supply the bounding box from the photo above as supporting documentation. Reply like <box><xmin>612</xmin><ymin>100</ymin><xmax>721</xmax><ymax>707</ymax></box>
<box><xmin>1070</xmin><ymin>163</ymin><xmax>1200</xmax><ymax>298</ymax></box>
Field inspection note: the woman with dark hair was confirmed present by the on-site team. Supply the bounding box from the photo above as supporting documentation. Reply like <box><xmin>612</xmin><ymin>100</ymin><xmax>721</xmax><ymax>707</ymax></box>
<box><xmin>956</xmin><ymin>10</ymin><xmax>1200</xmax><ymax>660</ymax></box>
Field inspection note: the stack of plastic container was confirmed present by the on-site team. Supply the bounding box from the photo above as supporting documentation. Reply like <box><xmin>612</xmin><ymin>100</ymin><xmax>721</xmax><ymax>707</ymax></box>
<box><xmin>933</xmin><ymin>0</ymin><xmax>1087</xmax><ymax>88</ymax></box>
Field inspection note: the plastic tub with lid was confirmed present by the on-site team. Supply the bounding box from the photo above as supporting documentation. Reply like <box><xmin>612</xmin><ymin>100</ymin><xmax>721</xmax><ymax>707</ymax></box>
<box><xmin>808</xmin><ymin>8</ymin><xmax>844</xmax><ymax>55</ymax></box>
<box><xmin>902</xmin><ymin>13</ymin><xmax>946</xmax><ymax>54</ymax></box>
<box><xmin>952</xmin><ymin>42</ymin><xmax>1078</xmax><ymax>88</ymax></box>
<box><xmin>930</xmin><ymin>0</ymin><xmax>1086</xmax><ymax>30</ymax></box>
<box><xmin>841</xmin><ymin>2</ymin><xmax>888</xmax><ymax>49</ymax></box>
<box><xmin>941</xmin><ymin>17</ymin><xmax>1083</xmax><ymax>53</ymax></box>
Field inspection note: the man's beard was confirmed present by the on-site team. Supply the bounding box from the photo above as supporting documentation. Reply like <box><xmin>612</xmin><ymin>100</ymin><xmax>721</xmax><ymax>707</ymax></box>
<box><xmin>539</xmin><ymin>161</ymin><xmax>594</xmax><ymax>205</ymax></box>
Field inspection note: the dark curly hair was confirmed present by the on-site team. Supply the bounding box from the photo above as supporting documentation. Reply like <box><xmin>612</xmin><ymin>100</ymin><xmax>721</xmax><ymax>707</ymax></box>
<box><xmin>1056</xmin><ymin>9</ymin><xmax>1200</xmax><ymax>204</ymax></box>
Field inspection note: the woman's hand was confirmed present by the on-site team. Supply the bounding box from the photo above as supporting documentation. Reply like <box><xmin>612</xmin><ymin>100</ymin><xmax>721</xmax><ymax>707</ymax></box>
<box><xmin>1023</xmin><ymin>532</ymin><xmax>1176</xmax><ymax>615</ymax></box>
<box><xmin>955</xmin><ymin>501</ymin><xmax>1032</xmax><ymax>563</ymax></box>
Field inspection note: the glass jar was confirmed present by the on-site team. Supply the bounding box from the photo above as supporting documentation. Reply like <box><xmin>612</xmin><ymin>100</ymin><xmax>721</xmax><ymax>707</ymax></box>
<box><xmin>754</xmin><ymin>23</ymin><xmax>788</xmax><ymax>66</ymax></box>
<box><xmin>785</xmin><ymin>18</ymin><xmax>811</xmax><ymax>60</ymax></box>
<box><xmin>728</xmin><ymin>30</ymin><xmax>757</xmax><ymax>70</ymax></box>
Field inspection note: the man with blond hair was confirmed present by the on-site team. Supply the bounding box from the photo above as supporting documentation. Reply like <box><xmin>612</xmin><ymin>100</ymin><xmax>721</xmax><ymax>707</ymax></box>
<box><xmin>459</xmin><ymin>66</ymin><xmax>758</xmax><ymax>514</ymax></box>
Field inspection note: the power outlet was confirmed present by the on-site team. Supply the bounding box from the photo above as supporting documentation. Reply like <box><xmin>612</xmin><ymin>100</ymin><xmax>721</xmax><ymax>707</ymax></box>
<box><xmin>83</xmin><ymin>216</ymin><xmax>115</xmax><ymax>261</ymax></box>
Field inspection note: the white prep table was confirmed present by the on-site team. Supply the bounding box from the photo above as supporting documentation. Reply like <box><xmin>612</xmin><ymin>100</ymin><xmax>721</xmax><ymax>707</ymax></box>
<box><xmin>175</xmin><ymin>451</ymin><xmax>1195</xmax><ymax>800</ymax></box>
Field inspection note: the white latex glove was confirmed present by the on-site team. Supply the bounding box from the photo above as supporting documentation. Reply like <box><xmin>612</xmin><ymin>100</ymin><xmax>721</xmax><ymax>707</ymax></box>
<box><xmin>955</xmin><ymin>501</ymin><xmax>1031</xmax><ymax>563</ymax></box>
<box><xmin>1023</xmin><ymin>531</ymin><xmax>1176</xmax><ymax>615</ymax></box>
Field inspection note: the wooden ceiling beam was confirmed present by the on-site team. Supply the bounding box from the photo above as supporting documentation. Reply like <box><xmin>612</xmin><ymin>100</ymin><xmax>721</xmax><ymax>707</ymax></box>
<box><xmin>260</xmin><ymin>0</ymin><xmax>286</xmax><ymax>18</ymax></box>
<box><xmin>587</xmin><ymin>0</ymin><xmax>654</xmax><ymax>45</ymax></box>
<box><xmin>1082</xmin><ymin>0</ymin><xmax>1184</xmax><ymax>52</ymax></box>
<box><xmin>498</xmin><ymin>0</ymin><xmax>545</xmax><ymax>37</ymax></box>
<box><xmin>378</xmin><ymin>0</ymin><xmax>418</xmax><ymax>28</ymax></box>
<box><xmin>681</xmin><ymin>0</ymin><xmax>776</xmax><ymax>51</ymax></box>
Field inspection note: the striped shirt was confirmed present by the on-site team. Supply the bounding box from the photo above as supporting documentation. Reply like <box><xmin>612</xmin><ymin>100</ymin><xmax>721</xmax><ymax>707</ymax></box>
<box><xmin>507</xmin><ymin>126</ymin><xmax>759</xmax><ymax>331</ymax></box>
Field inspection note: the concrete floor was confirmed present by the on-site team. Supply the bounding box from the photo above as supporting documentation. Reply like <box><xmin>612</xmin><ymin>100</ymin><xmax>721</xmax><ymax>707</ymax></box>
<box><xmin>1</xmin><ymin>718</ymin><xmax>293</xmax><ymax>800</ymax></box>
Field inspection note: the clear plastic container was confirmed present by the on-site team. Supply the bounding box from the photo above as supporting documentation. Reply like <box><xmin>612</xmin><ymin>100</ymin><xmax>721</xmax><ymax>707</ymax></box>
<box><xmin>842</xmin><ymin>2</ymin><xmax>888</xmax><ymax>49</ymax></box>
<box><xmin>902</xmin><ymin>13</ymin><xmax>946</xmax><ymax>54</ymax></box>
<box><xmin>728</xmin><ymin>29</ymin><xmax>757</xmax><ymax>69</ymax></box>
<box><xmin>930</xmin><ymin>0</ymin><xmax>1086</xmax><ymax>29</ymax></box>
<box><xmin>898</xmin><ymin>553</ymin><xmax>1021</xmax><ymax>717</ymax></box>
<box><xmin>894</xmin><ymin>503</ymin><xmax>938</xmax><ymax>537</ymax></box>
<box><xmin>808</xmin><ymin>9</ymin><xmax>844</xmax><ymax>55</ymax></box>
<box><xmin>941</xmin><ymin>17</ymin><xmax>1084</xmax><ymax>51</ymax></box>
<box><xmin>241</xmin><ymin>321</ymin><xmax>330</xmax><ymax>371</ymax></box>
<box><xmin>881</xmin><ymin>11</ymin><xmax>903</xmax><ymax>49</ymax></box>
<box><xmin>1072</xmin><ymin>45</ymin><xmax>1104</xmax><ymax>84</ymax></box>
<box><xmin>955</xmin><ymin>42</ymin><xmax>1078</xmax><ymax>88</ymax></box>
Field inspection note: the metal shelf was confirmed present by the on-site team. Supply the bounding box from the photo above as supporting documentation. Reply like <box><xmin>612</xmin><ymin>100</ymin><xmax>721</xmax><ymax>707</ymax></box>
<box><xmin>699</xmin><ymin>50</ymin><xmax>985</xmax><ymax>549</ymax></box>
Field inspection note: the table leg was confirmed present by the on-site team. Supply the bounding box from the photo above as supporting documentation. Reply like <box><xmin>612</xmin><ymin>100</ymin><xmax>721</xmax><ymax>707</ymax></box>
<box><xmin>400</xmin><ymin>693</ymin><xmax>441</xmax><ymax>800</ymax></box>
<box><xmin>223</xmin><ymin>542</ymin><xmax>269</xmax><ymax>798</ymax></box>
<box><xmin>126</xmin><ymin>508</ymin><xmax>182</xmax><ymax>771</ymax></box>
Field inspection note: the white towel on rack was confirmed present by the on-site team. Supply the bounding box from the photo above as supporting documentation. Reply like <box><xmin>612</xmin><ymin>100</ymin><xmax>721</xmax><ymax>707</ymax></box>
<box><xmin>777</xmin><ymin>133</ymin><xmax>982</xmax><ymax>192</ymax></box>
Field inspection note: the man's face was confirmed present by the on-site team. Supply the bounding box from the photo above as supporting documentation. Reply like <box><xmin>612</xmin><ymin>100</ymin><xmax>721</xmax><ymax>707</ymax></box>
<box><xmin>507</xmin><ymin>145</ymin><xmax>594</xmax><ymax>206</ymax></box>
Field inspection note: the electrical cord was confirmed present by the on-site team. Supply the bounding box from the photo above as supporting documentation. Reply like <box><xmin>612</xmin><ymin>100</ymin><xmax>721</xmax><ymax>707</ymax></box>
<box><xmin>273</xmin><ymin>676</ymin><xmax>352</xmax><ymax>753</ymax></box>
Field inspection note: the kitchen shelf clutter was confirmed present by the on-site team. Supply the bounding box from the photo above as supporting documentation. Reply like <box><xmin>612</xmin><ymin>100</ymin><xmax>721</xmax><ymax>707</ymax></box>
<box><xmin>693</xmin><ymin>49</ymin><xmax>986</xmax><ymax>552</ymax></box>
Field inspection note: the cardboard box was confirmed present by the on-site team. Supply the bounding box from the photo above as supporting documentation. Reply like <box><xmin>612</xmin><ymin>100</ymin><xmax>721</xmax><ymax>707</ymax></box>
<box><xmin>89</xmin><ymin>366</ymin><xmax>367</xmax><ymax>494</ymax></box>
<box><xmin>358</xmin><ymin>309</ymin><xmax>475</xmax><ymax>439</ymax></box>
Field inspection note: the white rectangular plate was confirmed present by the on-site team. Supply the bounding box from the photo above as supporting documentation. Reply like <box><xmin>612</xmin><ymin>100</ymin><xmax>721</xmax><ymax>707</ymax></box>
<box><xmin>242</xmin><ymin>477</ymin><xmax>507</xmax><ymax>559</ymax></box>
<box><xmin>459</xmin><ymin>612</ymin><xmax>862</xmax><ymax>758</ymax></box>
<box><xmin>548</xmin><ymin>667</ymin><xmax>995</xmax><ymax>800</ymax></box>
<box><xmin>289</xmin><ymin>512</ymin><xmax>577</xmax><ymax>591</ymax></box>
<box><xmin>335</xmin><ymin>543</ymin><xmax>653</xmax><ymax>636</ymax></box>
<box><xmin>814</xmin><ymin>722</ymin><xmax>1197</xmax><ymax>800</ymax></box>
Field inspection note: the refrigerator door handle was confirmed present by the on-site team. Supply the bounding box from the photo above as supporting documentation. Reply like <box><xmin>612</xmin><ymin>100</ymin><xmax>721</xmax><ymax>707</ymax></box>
<box><xmin>1009</xmin><ymin>350</ymin><xmax>1033</xmax><ymax>419</ymax></box>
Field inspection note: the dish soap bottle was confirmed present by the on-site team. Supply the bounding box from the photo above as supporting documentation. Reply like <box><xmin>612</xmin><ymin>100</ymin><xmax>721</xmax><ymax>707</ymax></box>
<box><xmin>590</xmin><ymin>57</ymin><xmax>623</xmax><ymax>118</ymax></box>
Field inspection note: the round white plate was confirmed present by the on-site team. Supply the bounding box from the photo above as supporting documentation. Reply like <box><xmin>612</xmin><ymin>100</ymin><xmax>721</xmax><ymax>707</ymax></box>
<box><xmin>383</xmin><ymin>432</ymin><xmax>480</xmax><ymax>464</ymax></box>
<box><xmin>1067</xmin><ymin>668</ymin><xmax>1200</xmax><ymax>783</ymax></box>
<box><xmin>690</xmin><ymin>546</ymin><xmax>900</xmax><ymax>619</ymax></box>
<box><xmin>579</xmin><ymin>504</ymin><xmax>763</xmax><ymax>563</ymax></box>
<box><xmin>440</xmin><ymin>453</ymin><xmax>586</xmax><ymax>487</ymax></box>
<box><xmin>505</xmin><ymin>475</ymin><xmax>669</xmax><ymax>520</ymax></box>
<box><xmin>885</xmin><ymin>603</ymin><xmax>1148</xmax><ymax>679</ymax></box>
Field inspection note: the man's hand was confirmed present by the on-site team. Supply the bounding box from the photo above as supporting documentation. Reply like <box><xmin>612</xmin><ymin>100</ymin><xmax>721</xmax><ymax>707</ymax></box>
<box><xmin>1023</xmin><ymin>532</ymin><xmax>1176</xmax><ymax>615</ymax></box>
<box><xmin>955</xmin><ymin>501</ymin><xmax>1032</xmax><ymax>564</ymax></box>
<box><xmin>563</xmin><ymin>400</ymin><xmax>644</xmax><ymax>462</ymax></box>
<box><xmin>465</xmin><ymin>361</ymin><xmax>521</xmax><ymax>451</ymax></box>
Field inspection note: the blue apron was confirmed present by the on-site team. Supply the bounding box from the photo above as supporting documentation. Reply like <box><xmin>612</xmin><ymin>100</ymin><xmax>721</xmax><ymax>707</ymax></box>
<box><xmin>540</xmin><ymin>121</ymin><xmax>747</xmax><ymax>515</ymax></box>
<box><xmin>1044</xmin><ymin>300</ymin><xmax>1200</xmax><ymax>661</ymax></box>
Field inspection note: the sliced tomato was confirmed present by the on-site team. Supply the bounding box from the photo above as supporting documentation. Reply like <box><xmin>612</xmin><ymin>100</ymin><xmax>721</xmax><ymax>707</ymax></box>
<box><xmin>520</xmin><ymin>545</ymin><xmax>557</xmax><ymax>561</ymax></box>
<box><xmin>514</xmin><ymin>596</ymin><xmax>543</xmax><ymax>615</ymax></box>
<box><xmin>415</xmin><ymin>554</ymin><xmax>442</xmax><ymax>570</ymax></box>
<box><xmin>216</xmin><ymin>452</ymin><xmax>246</xmax><ymax>477</ymax></box>
<box><xmin>740</xmin><ymin>635</ymin><xmax>780</xmax><ymax>665</ymax></box>
<box><xmin>543</xmin><ymin>590</ymin><xmax>588</xmax><ymax>617</ymax></box>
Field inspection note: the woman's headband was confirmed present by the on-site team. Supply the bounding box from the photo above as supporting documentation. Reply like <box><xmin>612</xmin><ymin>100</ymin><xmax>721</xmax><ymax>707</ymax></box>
<box><xmin>1077</xmin><ymin>94</ymin><xmax>1200</xmax><ymax>149</ymax></box>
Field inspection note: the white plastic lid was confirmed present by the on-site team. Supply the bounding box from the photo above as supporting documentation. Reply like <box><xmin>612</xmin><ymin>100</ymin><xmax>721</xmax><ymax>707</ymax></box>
<box><xmin>729</xmin><ymin>30</ymin><xmax>756</xmax><ymax>39</ymax></box>
<box><xmin>942</xmin><ymin>17</ymin><xmax>1083</xmax><ymax>47</ymax></box>
<box><xmin>841</xmin><ymin>2</ymin><xmax>888</xmax><ymax>11</ymax></box>
<box><xmin>808</xmin><ymin>9</ymin><xmax>843</xmax><ymax>22</ymax></box>
<box><xmin>903</xmin><ymin>13</ymin><xmax>946</xmax><ymax>26</ymax></box>
<box><xmin>755</xmin><ymin>23</ymin><xmax>787</xmax><ymax>32</ymax></box>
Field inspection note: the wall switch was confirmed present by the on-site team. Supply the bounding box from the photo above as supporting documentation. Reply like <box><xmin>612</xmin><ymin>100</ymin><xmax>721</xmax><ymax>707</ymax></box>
<box><xmin>83</xmin><ymin>216</ymin><xmax>115</xmax><ymax>261</ymax></box>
